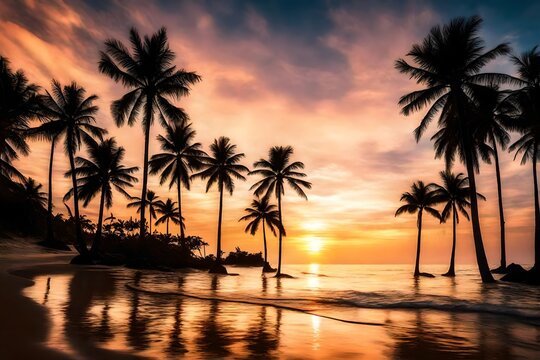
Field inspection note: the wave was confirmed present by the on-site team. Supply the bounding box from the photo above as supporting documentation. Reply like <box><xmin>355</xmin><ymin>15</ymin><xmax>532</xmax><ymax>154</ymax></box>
<box><xmin>126</xmin><ymin>283</ymin><xmax>540</xmax><ymax>325</ymax></box>
<box><xmin>126</xmin><ymin>283</ymin><xmax>384</xmax><ymax>326</ymax></box>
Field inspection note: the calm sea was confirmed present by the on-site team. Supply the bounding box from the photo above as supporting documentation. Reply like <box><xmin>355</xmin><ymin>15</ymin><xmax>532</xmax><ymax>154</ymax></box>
<box><xmin>22</xmin><ymin>263</ymin><xmax>540</xmax><ymax>359</ymax></box>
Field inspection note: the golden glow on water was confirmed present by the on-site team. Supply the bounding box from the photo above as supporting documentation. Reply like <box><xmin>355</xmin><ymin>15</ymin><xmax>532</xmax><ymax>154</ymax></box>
<box><xmin>20</xmin><ymin>265</ymin><xmax>540</xmax><ymax>359</ymax></box>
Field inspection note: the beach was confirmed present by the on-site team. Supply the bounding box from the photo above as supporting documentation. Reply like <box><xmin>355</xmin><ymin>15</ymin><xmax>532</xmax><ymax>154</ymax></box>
<box><xmin>1</xmin><ymin>238</ymin><xmax>539</xmax><ymax>359</ymax></box>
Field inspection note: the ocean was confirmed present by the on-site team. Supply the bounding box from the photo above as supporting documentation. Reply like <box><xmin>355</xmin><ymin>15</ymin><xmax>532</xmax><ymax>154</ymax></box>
<box><xmin>22</xmin><ymin>263</ymin><xmax>540</xmax><ymax>359</ymax></box>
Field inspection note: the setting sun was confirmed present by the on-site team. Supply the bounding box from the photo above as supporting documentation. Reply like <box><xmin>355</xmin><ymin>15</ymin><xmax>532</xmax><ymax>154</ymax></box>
<box><xmin>306</xmin><ymin>236</ymin><xmax>324</xmax><ymax>253</ymax></box>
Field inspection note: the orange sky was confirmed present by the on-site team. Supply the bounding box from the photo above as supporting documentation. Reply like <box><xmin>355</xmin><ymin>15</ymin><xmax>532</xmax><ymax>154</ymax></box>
<box><xmin>2</xmin><ymin>0</ymin><xmax>538</xmax><ymax>264</ymax></box>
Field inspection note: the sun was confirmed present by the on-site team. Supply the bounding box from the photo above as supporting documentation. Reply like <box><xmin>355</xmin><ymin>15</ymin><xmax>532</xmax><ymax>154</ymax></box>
<box><xmin>307</xmin><ymin>236</ymin><xmax>323</xmax><ymax>253</ymax></box>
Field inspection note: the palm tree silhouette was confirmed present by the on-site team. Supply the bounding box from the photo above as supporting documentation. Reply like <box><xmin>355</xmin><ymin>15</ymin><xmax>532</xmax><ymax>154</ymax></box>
<box><xmin>506</xmin><ymin>46</ymin><xmax>540</xmax><ymax>273</ymax></box>
<box><xmin>473</xmin><ymin>86</ymin><xmax>511</xmax><ymax>272</ymax></box>
<box><xmin>149</xmin><ymin>120</ymin><xmax>205</xmax><ymax>240</ymax></box>
<box><xmin>239</xmin><ymin>197</ymin><xmax>284</xmax><ymax>272</ymax></box>
<box><xmin>64</xmin><ymin>138</ymin><xmax>138</xmax><ymax>256</ymax></box>
<box><xmin>396</xmin><ymin>181</ymin><xmax>441</xmax><ymax>277</ymax></box>
<box><xmin>127</xmin><ymin>190</ymin><xmax>163</xmax><ymax>235</ymax></box>
<box><xmin>155</xmin><ymin>198</ymin><xmax>183</xmax><ymax>235</ymax></box>
<box><xmin>99</xmin><ymin>27</ymin><xmax>201</xmax><ymax>240</ymax></box>
<box><xmin>249</xmin><ymin>146</ymin><xmax>311</xmax><ymax>277</ymax></box>
<box><xmin>191</xmin><ymin>137</ymin><xmax>249</xmax><ymax>272</ymax></box>
<box><xmin>37</xmin><ymin>80</ymin><xmax>105</xmax><ymax>258</ymax></box>
<box><xmin>395</xmin><ymin>16</ymin><xmax>517</xmax><ymax>282</ymax></box>
<box><xmin>19</xmin><ymin>177</ymin><xmax>47</xmax><ymax>208</ymax></box>
<box><xmin>433</xmin><ymin>171</ymin><xmax>484</xmax><ymax>276</ymax></box>
<box><xmin>0</xmin><ymin>56</ymin><xmax>40</xmax><ymax>181</ymax></box>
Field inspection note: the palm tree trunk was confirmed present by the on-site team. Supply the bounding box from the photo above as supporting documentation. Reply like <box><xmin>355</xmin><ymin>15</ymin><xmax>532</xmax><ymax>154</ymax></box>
<box><xmin>91</xmin><ymin>185</ymin><xmax>106</xmax><ymax>256</ymax></box>
<box><xmin>216</xmin><ymin>183</ymin><xmax>224</xmax><ymax>262</ymax></box>
<box><xmin>533</xmin><ymin>144</ymin><xmax>540</xmax><ymax>269</ymax></box>
<box><xmin>67</xmin><ymin>136</ymin><xmax>87</xmax><ymax>257</ymax></box>
<box><xmin>492</xmin><ymin>137</ymin><xmax>506</xmax><ymax>270</ymax></box>
<box><xmin>177</xmin><ymin>166</ymin><xmax>185</xmax><ymax>241</ymax></box>
<box><xmin>149</xmin><ymin>207</ymin><xmax>152</xmax><ymax>234</ymax></box>
<box><xmin>46</xmin><ymin>140</ymin><xmax>55</xmax><ymax>243</ymax></box>
<box><xmin>262</xmin><ymin>218</ymin><xmax>268</xmax><ymax>265</ymax></box>
<box><xmin>445</xmin><ymin>203</ymin><xmax>457</xmax><ymax>276</ymax></box>
<box><xmin>139</xmin><ymin>121</ymin><xmax>151</xmax><ymax>239</ymax></box>
<box><xmin>166</xmin><ymin>218</ymin><xmax>169</xmax><ymax>235</ymax></box>
<box><xmin>276</xmin><ymin>193</ymin><xmax>283</xmax><ymax>276</ymax></box>
<box><xmin>414</xmin><ymin>209</ymin><xmax>423</xmax><ymax>277</ymax></box>
<box><xmin>463</xmin><ymin>132</ymin><xmax>494</xmax><ymax>282</ymax></box>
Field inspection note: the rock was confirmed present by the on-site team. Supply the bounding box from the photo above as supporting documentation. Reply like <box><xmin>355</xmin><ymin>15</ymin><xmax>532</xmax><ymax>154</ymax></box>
<box><xmin>501</xmin><ymin>263</ymin><xmax>529</xmax><ymax>283</ymax></box>
<box><xmin>490</xmin><ymin>265</ymin><xmax>509</xmax><ymax>274</ymax></box>
<box><xmin>274</xmin><ymin>273</ymin><xmax>294</xmax><ymax>278</ymax></box>
<box><xmin>209</xmin><ymin>263</ymin><xmax>228</xmax><ymax>274</ymax></box>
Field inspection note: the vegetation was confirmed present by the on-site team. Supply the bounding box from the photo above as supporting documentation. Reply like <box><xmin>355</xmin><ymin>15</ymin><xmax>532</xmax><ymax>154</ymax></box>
<box><xmin>239</xmin><ymin>197</ymin><xmax>283</xmax><ymax>272</ymax></box>
<box><xmin>395</xmin><ymin>181</ymin><xmax>441</xmax><ymax>277</ymax></box>
<box><xmin>191</xmin><ymin>137</ymin><xmax>249</xmax><ymax>273</ymax></box>
<box><xmin>249</xmin><ymin>146</ymin><xmax>311</xmax><ymax>277</ymax></box>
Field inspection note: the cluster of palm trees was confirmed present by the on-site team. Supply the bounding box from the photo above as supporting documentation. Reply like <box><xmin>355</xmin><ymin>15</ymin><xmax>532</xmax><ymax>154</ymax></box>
<box><xmin>396</xmin><ymin>15</ymin><xmax>540</xmax><ymax>282</ymax></box>
<box><xmin>396</xmin><ymin>171</ymin><xmax>480</xmax><ymax>277</ymax></box>
<box><xmin>0</xmin><ymin>27</ymin><xmax>311</xmax><ymax>275</ymax></box>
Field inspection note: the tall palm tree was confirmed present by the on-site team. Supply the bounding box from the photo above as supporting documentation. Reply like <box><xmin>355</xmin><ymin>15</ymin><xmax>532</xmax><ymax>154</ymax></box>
<box><xmin>395</xmin><ymin>181</ymin><xmax>441</xmax><ymax>277</ymax></box>
<box><xmin>155</xmin><ymin>198</ymin><xmax>183</xmax><ymax>235</ymax></box>
<box><xmin>64</xmin><ymin>138</ymin><xmax>138</xmax><ymax>256</ymax></box>
<box><xmin>473</xmin><ymin>86</ymin><xmax>511</xmax><ymax>272</ymax></box>
<box><xmin>239</xmin><ymin>196</ymin><xmax>284</xmax><ymax>272</ymax></box>
<box><xmin>506</xmin><ymin>47</ymin><xmax>540</xmax><ymax>273</ymax></box>
<box><xmin>0</xmin><ymin>56</ymin><xmax>40</xmax><ymax>181</ymax></box>
<box><xmin>127</xmin><ymin>190</ymin><xmax>163</xmax><ymax>235</ymax></box>
<box><xmin>395</xmin><ymin>16</ymin><xmax>517</xmax><ymax>282</ymax></box>
<box><xmin>249</xmin><ymin>146</ymin><xmax>311</xmax><ymax>277</ymax></box>
<box><xmin>99</xmin><ymin>27</ymin><xmax>201</xmax><ymax>239</ymax></box>
<box><xmin>191</xmin><ymin>137</ymin><xmax>249</xmax><ymax>271</ymax></box>
<box><xmin>149</xmin><ymin>120</ymin><xmax>205</xmax><ymax>240</ymax></box>
<box><xmin>432</xmin><ymin>171</ymin><xmax>484</xmax><ymax>276</ymax></box>
<box><xmin>37</xmin><ymin>80</ymin><xmax>105</xmax><ymax>258</ymax></box>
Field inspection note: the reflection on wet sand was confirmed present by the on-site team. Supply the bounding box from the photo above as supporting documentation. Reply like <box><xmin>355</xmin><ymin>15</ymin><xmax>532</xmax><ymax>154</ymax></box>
<box><xmin>167</xmin><ymin>277</ymin><xmax>187</xmax><ymax>356</ymax></box>
<box><xmin>127</xmin><ymin>271</ymin><xmax>150</xmax><ymax>352</ymax></box>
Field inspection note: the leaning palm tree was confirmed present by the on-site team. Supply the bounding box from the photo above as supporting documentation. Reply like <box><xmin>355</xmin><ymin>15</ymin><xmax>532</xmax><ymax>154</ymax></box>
<box><xmin>191</xmin><ymin>137</ymin><xmax>249</xmax><ymax>273</ymax></box>
<box><xmin>0</xmin><ymin>56</ymin><xmax>40</xmax><ymax>181</ymax></box>
<box><xmin>127</xmin><ymin>190</ymin><xmax>163</xmax><ymax>235</ymax></box>
<box><xmin>99</xmin><ymin>27</ymin><xmax>201</xmax><ymax>239</ymax></box>
<box><xmin>432</xmin><ymin>171</ymin><xmax>485</xmax><ymax>276</ymax></box>
<box><xmin>395</xmin><ymin>181</ymin><xmax>441</xmax><ymax>277</ymax></box>
<box><xmin>149</xmin><ymin>120</ymin><xmax>205</xmax><ymax>240</ymax></box>
<box><xmin>395</xmin><ymin>16</ymin><xmax>518</xmax><ymax>282</ymax></box>
<box><xmin>155</xmin><ymin>198</ymin><xmax>183</xmax><ymax>235</ymax></box>
<box><xmin>506</xmin><ymin>46</ymin><xmax>540</xmax><ymax>273</ymax></box>
<box><xmin>239</xmin><ymin>196</ymin><xmax>284</xmax><ymax>272</ymax></box>
<box><xmin>37</xmin><ymin>81</ymin><xmax>105</xmax><ymax>258</ymax></box>
<box><xmin>250</xmin><ymin>146</ymin><xmax>312</xmax><ymax>277</ymax></box>
<box><xmin>64</xmin><ymin>138</ymin><xmax>138</xmax><ymax>256</ymax></box>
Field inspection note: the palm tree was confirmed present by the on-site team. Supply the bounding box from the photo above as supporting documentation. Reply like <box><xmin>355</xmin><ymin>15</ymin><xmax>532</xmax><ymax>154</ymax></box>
<box><xmin>19</xmin><ymin>177</ymin><xmax>47</xmax><ymax>208</ymax></box>
<box><xmin>64</xmin><ymin>138</ymin><xmax>138</xmax><ymax>256</ymax></box>
<box><xmin>191</xmin><ymin>137</ymin><xmax>249</xmax><ymax>272</ymax></box>
<box><xmin>127</xmin><ymin>190</ymin><xmax>163</xmax><ymax>235</ymax></box>
<box><xmin>0</xmin><ymin>56</ymin><xmax>40</xmax><ymax>181</ymax></box>
<box><xmin>149</xmin><ymin>120</ymin><xmax>205</xmax><ymax>240</ymax></box>
<box><xmin>36</xmin><ymin>80</ymin><xmax>105</xmax><ymax>258</ymax></box>
<box><xmin>99</xmin><ymin>27</ymin><xmax>201</xmax><ymax>239</ymax></box>
<box><xmin>395</xmin><ymin>181</ymin><xmax>441</xmax><ymax>277</ymax></box>
<box><xmin>472</xmin><ymin>86</ymin><xmax>512</xmax><ymax>272</ymax></box>
<box><xmin>155</xmin><ymin>198</ymin><xmax>183</xmax><ymax>235</ymax></box>
<box><xmin>249</xmin><ymin>146</ymin><xmax>311</xmax><ymax>277</ymax></box>
<box><xmin>506</xmin><ymin>46</ymin><xmax>540</xmax><ymax>273</ymax></box>
<box><xmin>432</xmin><ymin>171</ymin><xmax>484</xmax><ymax>276</ymax></box>
<box><xmin>395</xmin><ymin>16</ymin><xmax>517</xmax><ymax>282</ymax></box>
<box><xmin>239</xmin><ymin>197</ymin><xmax>284</xmax><ymax>272</ymax></box>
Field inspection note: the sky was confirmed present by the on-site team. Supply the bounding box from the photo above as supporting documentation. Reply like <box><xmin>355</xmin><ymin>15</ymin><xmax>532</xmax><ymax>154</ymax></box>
<box><xmin>2</xmin><ymin>0</ymin><xmax>540</xmax><ymax>265</ymax></box>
